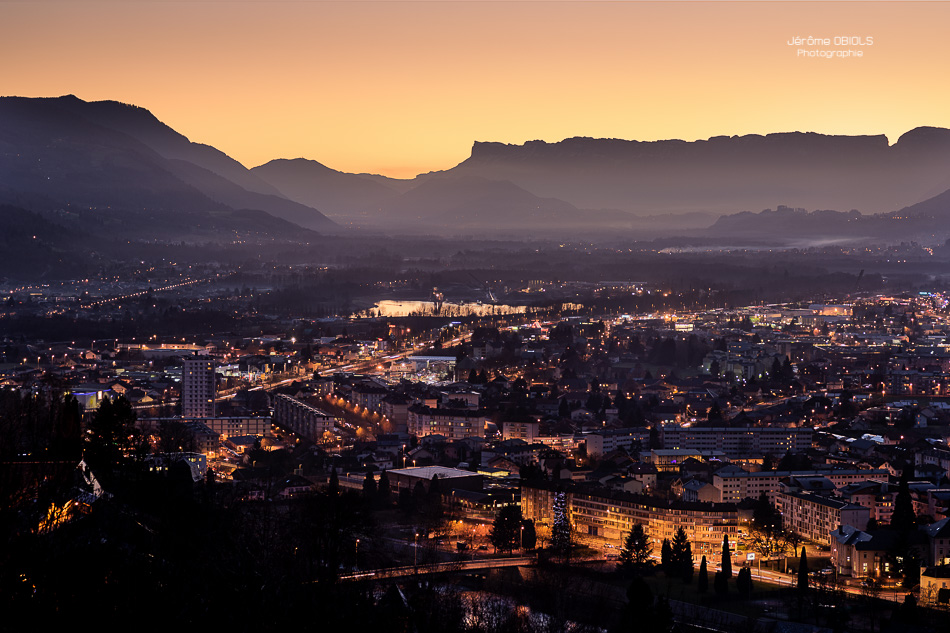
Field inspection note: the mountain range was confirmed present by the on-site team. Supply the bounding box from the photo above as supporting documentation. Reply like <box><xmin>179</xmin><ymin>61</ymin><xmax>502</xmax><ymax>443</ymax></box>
<box><xmin>3</xmin><ymin>95</ymin><xmax>950</xmax><ymax>243</ymax></box>
<box><xmin>0</xmin><ymin>95</ymin><xmax>334</xmax><ymax>240</ymax></box>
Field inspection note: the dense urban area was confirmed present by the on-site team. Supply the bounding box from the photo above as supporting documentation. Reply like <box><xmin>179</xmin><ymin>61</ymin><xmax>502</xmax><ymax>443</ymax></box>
<box><xmin>4</xmin><ymin>257</ymin><xmax>950</xmax><ymax>633</ymax></box>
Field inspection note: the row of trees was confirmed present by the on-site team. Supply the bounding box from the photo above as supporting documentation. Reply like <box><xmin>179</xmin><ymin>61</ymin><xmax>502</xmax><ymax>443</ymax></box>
<box><xmin>619</xmin><ymin>526</ymin><xmax>759</xmax><ymax>598</ymax></box>
<box><xmin>488</xmin><ymin>505</ymin><xmax>537</xmax><ymax>553</ymax></box>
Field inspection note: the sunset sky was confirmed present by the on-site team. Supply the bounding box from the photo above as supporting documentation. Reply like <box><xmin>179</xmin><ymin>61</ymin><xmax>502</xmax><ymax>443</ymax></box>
<box><xmin>4</xmin><ymin>1</ymin><xmax>950</xmax><ymax>178</ymax></box>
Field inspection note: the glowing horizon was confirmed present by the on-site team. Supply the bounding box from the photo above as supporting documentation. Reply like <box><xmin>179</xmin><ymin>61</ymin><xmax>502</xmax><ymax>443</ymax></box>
<box><xmin>4</xmin><ymin>1</ymin><xmax>950</xmax><ymax>179</ymax></box>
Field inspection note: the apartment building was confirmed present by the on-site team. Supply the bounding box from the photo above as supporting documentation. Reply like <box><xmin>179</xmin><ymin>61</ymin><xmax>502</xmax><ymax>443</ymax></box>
<box><xmin>661</xmin><ymin>425</ymin><xmax>812</xmax><ymax>459</ymax></box>
<box><xmin>181</xmin><ymin>357</ymin><xmax>216</xmax><ymax>418</ymax></box>
<box><xmin>407</xmin><ymin>404</ymin><xmax>490</xmax><ymax>440</ymax></box>
<box><xmin>522</xmin><ymin>481</ymin><xmax>738</xmax><ymax>562</ymax></box>
<box><xmin>713</xmin><ymin>467</ymin><xmax>890</xmax><ymax>503</ymax></box>
<box><xmin>777</xmin><ymin>491</ymin><xmax>870</xmax><ymax>546</ymax></box>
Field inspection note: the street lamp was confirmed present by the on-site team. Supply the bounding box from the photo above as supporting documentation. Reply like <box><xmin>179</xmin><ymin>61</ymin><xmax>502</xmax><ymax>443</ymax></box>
<box><xmin>521</xmin><ymin>525</ymin><xmax>525</xmax><ymax>551</ymax></box>
<box><xmin>355</xmin><ymin>538</ymin><xmax>360</xmax><ymax>571</ymax></box>
<box><xmin>414</xmin><ymin>532</ymin><xmax>419</xmax><ymax>570</ymax></box>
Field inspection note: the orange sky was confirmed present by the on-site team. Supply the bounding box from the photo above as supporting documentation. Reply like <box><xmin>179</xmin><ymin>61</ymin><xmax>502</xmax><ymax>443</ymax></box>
<box><xmin>3</xmin><ymin>1</ymin><xmax>950</xmax><ymax>178</ymax></box>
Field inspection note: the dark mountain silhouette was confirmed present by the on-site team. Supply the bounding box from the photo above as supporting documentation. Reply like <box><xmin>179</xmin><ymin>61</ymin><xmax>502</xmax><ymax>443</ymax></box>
<box><xmin>52</xmin><ymin>95</ymin><xmax>282</xmax><ymax>197</ymax></box>
<box><xmin>0</xmin><ymin>96</ymin><xmax>335</xmax><ymax>237</ymax></box>
<box><xmin>251</xmin><ymin>158</ymin><xmax>402</xmax><ymax>221</ymax></box>
<box><xmin>433</xmin><ymin>130</ymin><xmax>950</xmax><ymax>217</ymax></box>
<box><xmin>706</xmin><ymin>186</ymin><xmax>950</xmax><ymax>243</ymax></box>
<box><xmin>706</xmin><ymin>206</ymin><xmax>870</xmax><ymax>241</ymax></box>
<box><xmin>888</xmin><ymin>184</ymin><xmax>950</xmax><ymax>219</ymax></box>
<box><xmin>253</xmin><ymin>127</ymin><xmax>950</xmax><ymax>236</ymax></box>
<box><xmin>7</xmin><ymin>94</ymin><xmax>950</xmax><ymax>242</ymax></box>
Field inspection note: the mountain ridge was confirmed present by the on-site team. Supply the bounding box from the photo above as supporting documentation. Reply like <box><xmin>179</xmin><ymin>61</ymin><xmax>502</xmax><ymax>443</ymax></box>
<box><xmin>0</xmin><ymin>95</ymin><xmax>335</xmax><ymax>236</ymax></box>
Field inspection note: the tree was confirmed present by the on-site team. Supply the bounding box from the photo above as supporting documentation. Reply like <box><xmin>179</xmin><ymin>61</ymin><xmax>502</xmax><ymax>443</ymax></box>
<box><xmin>489</xmin><ymin>505</ymin><xmax>523</xmax><ymax>553</ymax></box>
<box><xmin>377</xmin><ymin>469</ymin><xmax>391</xmax><ymax>505</ymax></box>
<box><xmin>736</xmin><ymin>566</ymin><xmax>753</xmax><ymax>597</ymax></box>
<box><xmin>750</xmin><ymin>493</ymin><xmax>787</xmax><ymax>564</ymax></box>
<box><xmin>328</xmin><ymin>467</ymin><xmax>339</xmax><ymax>495</ymax></box>
<box><xmin>714</xmin><ymin>571</ymin><xmax>728</xmax><ymax>596</ymax></box>
<box><xmin>785</xmin><ymin>530</ymin><xmax>804</xmax><ymax>559</ymax></box>
<box><xmin>770</xmin><ymin>357</ymin><xmax>783</xmax><ymax>381</ymax></box>
<box><xmin>521</xmin><ymin>519</ymin><xmax>537</xmax><ymax>550</ymax></box>
<box><xmin>157</xmin><ymin>418</ymin><xmax>195</xmax><ymax>455</ymax></box>
<box><xmin>551</xmin><ymin>491</ymin><xmax>572</xmax><ymax>554</ymax></box>
<box><xmin>412</xmin><ymin>480</ymin><xmax>428</xmax><ymax>512</ymax></box>
<box><xmin>420</xmin><ymin>475</ymin><xmax>445</xmax><ymax>536</ymax></box>
<box><xmin>362</xmin><ymin>471</ymin><xmax>377</xmax><ymax>500</ymax></box>
<box><xmin>901</xmin><ymin>548</ymin><xmax>921</xmax><ymax>589</ymax></box>
<box><xmin>721</xmin><ymin>533</ymin><xmax>732</xmax><ymax>579</ymax></box>
<box><xmin>660</xmin><ymin>538</ymin><xmax>673</xmax><ymax>576</ymax></box>
<box><xmin>890</xmin><ymin>469</ymin><xmax>916</xmax><ymax>532</ymax></box>
<box><xmin>671</xmin><ymin>527</ymin><xmax>693</xmax><ymax>582</ymax></box>
<box><xmin>83</xmin><ymin>395</ymin><xmax>144</xmax><ymax>489</ymax></box>
<box><xmin>697</xmin><ymin>556</ymin><xmax>708</xmax><ymax>594</ymax></box>
<box><xmin>398</xmin><ymin>487</ymin><xmax>413</xmax><ymax>513</ymax></box>
<box><xmin>619</xmin><ymin>523</ymin><xmax>652</xmax><ymax>575</ymax></box>
<box><xmin>797</xmin><ymin>546</ymin><xmax>809</xmax><ymax>593</ymax></box>
<box><xmin>752</xmin><ymin>492</ymin><xmax>778</xmax><ymax>531</ymax></box>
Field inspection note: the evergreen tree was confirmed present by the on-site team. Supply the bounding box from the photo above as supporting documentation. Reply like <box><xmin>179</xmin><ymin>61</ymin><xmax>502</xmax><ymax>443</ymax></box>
<box><xmin>737</xmin><ymin>566</ymin><xmax>753</xmax><ymax>597</ymax></box>
<box><xmin>901</xmin><ymin>548</ymin><xmax>921</xmax><ymax>589</ymax></box>
<box><xmin>752</xmin><ymin>492</ymin><xmax>779</xmax><ymax>531</ymax></box>
<box><xmin>659</xmin><ymin>538</ymin><xmax>673</xmax><ymax>576</ymax></box>
<box><xmin>797</xmin><ymin>546</ymin><xmax>809</xmax><ymax>593</ymax></box>
<box><xmin>551</xmin><ymin>491</ymin><xmax>571</xmax><ymax>553</ymax></box>
<box><xmin>521</xmin><ymin>519</ymin><xmax>537</xmax><ymax>549</ymax></box>
<box><xmin>398</xmin><ymin>487</ymin><xmax>413</xmax><ymax>512</ymax></box>
<box><xmin>721</xmin><ymin>534</ymin><xmax>732</xmax><ymax>579</ymax></box>
<box><xmin>362</xmin><ymin>471</ymin><xmax>377</xmax><ymax>500</ymax></box>
<box><xmin>781</xmin><ymin>357</ymin><xmax>793</xmax><ymax>379</ymax></box>
<box><xmin>328</xmin><ymin>467</ymin><xmax>340</xmax><ymax>495</ymax></box>
<box><xmin>420</xmin><ymin>474</ymin><xmax>444</xmax><ymax>535</ymax></box>
<box><xmin>412</xmin><ymin>480</ymin><xmax>427</xmax><ymax>512</ymax></box>
<box><xmin>771</xmin><ymin>357</ymin><xmax>783</xmax><ymax>381</ymax></box>
<box><xmin>671</xmin><ymin>527</ymin><xmax>693</xmax><ymax>582</ymax></box>
<box><xmin>891</xmin><ymin>469</ymin><xmax>916</xmax><ymax>532</ymax></box>
<box><xmin>489</xmin><ymin>505</ymin><xmax>523</xmax><ymax>553</ymax></box>
<box><xmin>697</xmin><ymin>556</ymin><xmax>708</xmax><ymax>594</ymax></box>
<box><xmin>377</xmin><ymin>469</ymin><xmax>391</xmax><ymax>505</ymax></box>
<box><xmin>619</xmin><ymin>523</ymin><xmax>652</xmax><ymax>574</ymax></box>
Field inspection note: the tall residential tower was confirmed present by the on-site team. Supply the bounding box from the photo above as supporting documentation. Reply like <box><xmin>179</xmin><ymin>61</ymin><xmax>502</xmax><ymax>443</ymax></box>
<box><xmin>182</xmin><ymin>356</ymin><xmax>216</xmax><ymax>418</ymax></box>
